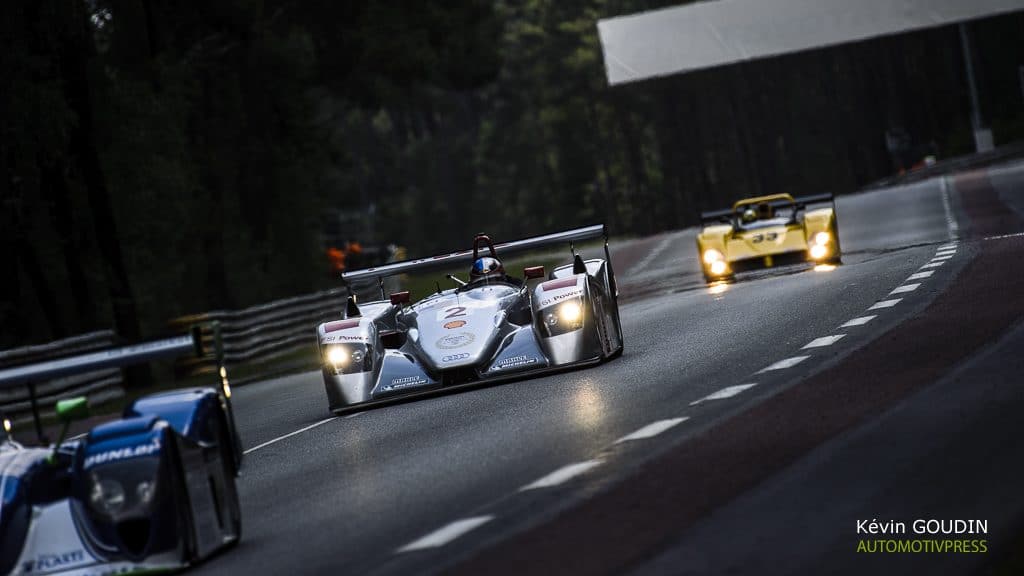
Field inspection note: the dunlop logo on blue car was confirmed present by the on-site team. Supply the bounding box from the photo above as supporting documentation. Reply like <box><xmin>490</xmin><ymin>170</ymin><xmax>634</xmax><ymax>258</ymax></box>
<box><xmin>84</xmin><ymin>437</ymin><xmax>160</xmax><ymax>469</ymax></box>
<box><xmin>494</xmin><ymin>355</ymin><xmax>538</xmax><ymax>370</ymax></box>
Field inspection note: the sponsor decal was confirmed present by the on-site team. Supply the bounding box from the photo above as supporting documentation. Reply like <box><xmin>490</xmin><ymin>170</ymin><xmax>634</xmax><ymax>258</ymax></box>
<box><xmin>540</xmin><ymin>290</ymin><xmax>583</xmax><ymax>307</ymax></box>
<box><xmin>442</xmin><ymin>353</ymin><xmax>471</xmax><ymax>363</ymax></box>
<box><xmin>540</xmin><ymin>277</ymin><xmax>579</xmax><ymax>291</ymax></box>
<box><xmin>22</xmin><ymin>550</ymin><xmax>86</xmax><ymax>573</ymax></box>
<box><xmin>383</xmin><ymin>375</ymin><xmax>428</xmax><ymax>391</ymax></box>
<box><xmin>84</xmin><ymin>437</ymin><xmax>160</xmax><ymax>469</ymax></box>
<box><xmin>323</xmin><ymin>334</ymin><xmax>368</xmax><ymax>343</ymax></box>
<box><xmin>324</xmin><ymin>319</ymin><xmax>361</xmax><ymax>333</ymax></box>
<box><xmin>443</xmin><ymin>320</ymin><xmax>466</xmax><ymax>329</ymax></box>
<box><xmin>493</xmin><ymin>355</ymin><xmax>539</xmax><ymax>371</ymax></box>
<box><xmin>436</xmin><ymin>332</ymin><xmax>476</xmax><ymax>349</ymax></box>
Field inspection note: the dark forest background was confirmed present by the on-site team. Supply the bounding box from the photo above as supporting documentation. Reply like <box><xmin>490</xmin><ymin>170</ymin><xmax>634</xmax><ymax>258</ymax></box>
<box><xmin>2</xmin><ymin>1</ymin><xmax>1023</xmax><ymax>349</ymax></box>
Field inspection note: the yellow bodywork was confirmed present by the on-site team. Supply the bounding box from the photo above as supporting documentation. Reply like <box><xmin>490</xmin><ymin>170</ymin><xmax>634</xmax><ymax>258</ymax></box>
<box><xmin>697</xmin><ymin>194</ymin><xmax>840</xmax><ymax>281</ymax></box>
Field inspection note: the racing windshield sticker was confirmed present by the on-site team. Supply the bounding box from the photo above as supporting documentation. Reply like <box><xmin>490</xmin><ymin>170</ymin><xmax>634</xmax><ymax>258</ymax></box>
<box><xmin>436</xmin><ymin>306</ymin><xmax>473</xmax><ymax>321</ymax></box>
<box><xmin>435</xmin><ymin>332</ymin><xmax>476</xmax><ymax>349</ymax></box>
<box><xmin>83</xmin><ymin>437</ymin><xmax>160</xmax><ymax>469</ymax></box>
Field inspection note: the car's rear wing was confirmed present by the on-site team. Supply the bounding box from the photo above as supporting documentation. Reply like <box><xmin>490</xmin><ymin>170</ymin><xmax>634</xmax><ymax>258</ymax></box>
<box><xmin>699</xmin><ymin>192</ymin><xmax>835</xmax><ymax>224</ymax></box>
<box><xmin>342</xmin><ymin>224</ymin><xmax>608</xmax><ymax>284</ymax></box>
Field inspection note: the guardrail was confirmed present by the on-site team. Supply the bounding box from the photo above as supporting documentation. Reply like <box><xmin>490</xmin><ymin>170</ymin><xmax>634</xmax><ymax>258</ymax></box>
<box><xmin>169</xmin><ymin>280</ymin><xmax>382</xmax><ymax>376</ymax></box>
<box><xmin>0</xmin><ymin>331</ymin><xmax>122</xmax><ymax>420</ymax></box>
<box><xmin>0</xmin><ymin>333</ymin><xmax>198</xmax><ymax>443</ymax></box>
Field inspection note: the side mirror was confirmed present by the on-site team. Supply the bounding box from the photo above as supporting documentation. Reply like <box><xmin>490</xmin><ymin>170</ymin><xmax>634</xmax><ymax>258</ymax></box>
<box><xmin>523</xmin><ymin>266</ymin><xmax>545</xmax><ymax>280</ymax></box>
<box><xmin>56</xmin><ymin>397</ymin><xmax>90</xmax><ymax>423</ymax></box>
<box><xmin>390</xmin><ymin>291</ymin><xmax>411</xmax><ymax>305</ymax></box>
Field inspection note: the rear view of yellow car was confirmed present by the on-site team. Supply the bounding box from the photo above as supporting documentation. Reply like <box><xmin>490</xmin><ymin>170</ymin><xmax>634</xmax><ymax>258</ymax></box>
<box><xmin>697</xmin><ymin>193</ymin><xmax>841</xmax><ymax>283</ymax></box>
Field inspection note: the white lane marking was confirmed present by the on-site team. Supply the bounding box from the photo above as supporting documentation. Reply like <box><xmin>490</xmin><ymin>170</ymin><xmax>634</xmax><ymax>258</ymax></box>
<box><xmin>615</xmin><ymin>417</ymin><xmax>689</xmax><ymax>443</ymax></box>
<box><xmin>890</xmin><ymin>283</ymin><xmax>920</xmax><ymax>294</ymax></box>
<box><xmin>920</xmin><ymin>261</ymin><xmax>945</xmax><ymax>269</ymax></box>
<box><xmin>397</xmin><ymin>516</ymin><xmax>494</xmax><ymax>552</ymax></box>
<box><xmin>690</xmin><ymin>384</ymin><xmax>757</xmax><ymax>406</ymax></box>
<box><xmin>934</xmin><ymin>251</ymin><xmax>955</xmax><ymax>258</ymax></box>
<box><xmin>907</xmin><ymin>271</ymin><xmax>934</xmax><ymax>281</ymax></box>
<box><xmin>244</xmin><ymin>417</ymin><xmax>337</xmax><ymax>455</ymax></box>
<box><xmin>985</xmin><ymin>231</ymin><xmax>1024</xmax><ymax>241</ymax></box>
<box><xmin>931</xmin><ymin>255</ymin><xmax>953</xmax><ymax>261</ymax></box>
<box><xmin>803</xmin><ymin>334</ymin><xmax>846</xmax><ymax>348</ymax></box>
<box><xmin>868</xmin><ymin>298</ymin><xmax>902</xmax><ymax>310</ymax></box>
<box><xmin>520</xmin><ymin>460</ymin><xmax>604</xmax><ymax>490</ymax></box>
<box><xmin>939</xmin><ymin>175</ymin><xmax>960</xmax><ymax>239</ymax></box>
<box><xmin>841</xmin><ymin>315</ymin><xmax>877</xmax><ymax>328</ymax></box>
<box><xmin>759</xmin><ymin>356</ymin><xmax>810</xmax><ymax>372</ymax></box>
<box><xmin>629</xmin><ymin>235</ymin><xmax>676</xmax><ymax>274</ymax></box>
<box><xmin>343</xmin><ymin>412</ymin><xmax>363</xmax><ymax>419</ymax></box>
<box><xmin>937</xmin><ymin>243</ymin><xmax>958</xmax><ymax>250</ymax></box>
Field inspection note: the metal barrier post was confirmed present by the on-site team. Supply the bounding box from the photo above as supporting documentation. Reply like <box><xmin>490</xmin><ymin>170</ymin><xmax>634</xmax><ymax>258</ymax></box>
<box><xmin>28</xmin><ymin>382</ymin><xmax>46</xmax><ymax>444</ymax></box>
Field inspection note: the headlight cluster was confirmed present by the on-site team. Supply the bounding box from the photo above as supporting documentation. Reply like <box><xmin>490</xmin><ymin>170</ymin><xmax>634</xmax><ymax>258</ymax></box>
<box><xmin>323</xmin><ymin>343</ymin><xmax>372</xmax><ymax>375</ymax></box>
<box><xmin>809</xmin><ymin>231</ymin><xmax>831</xmax><ymax>260</ymax></box>
<box><xmin>703</xmin><ymin>249</ymin><xmax>728</xmax><ymax>276</ymax></box>
<box><xmin>87</xmin><ymin>458</ymin><xmax>160</xmax><ymax>521</ymax></box>
<box><xmin>540</xmin><ymin>300</ymin><xmax>585</xmax><ymax>337</ymax></box>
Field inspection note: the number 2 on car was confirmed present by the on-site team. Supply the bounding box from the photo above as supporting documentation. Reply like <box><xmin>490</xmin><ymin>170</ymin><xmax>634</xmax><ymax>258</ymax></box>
<box><xmin>436</xmin><ymin>306</ymin><xmax>470</xmax><ymax>321</ymax></box>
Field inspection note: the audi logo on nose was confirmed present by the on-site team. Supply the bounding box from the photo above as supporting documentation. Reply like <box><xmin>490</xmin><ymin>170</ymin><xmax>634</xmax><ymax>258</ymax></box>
<box><xmin>442</xmin><ymin>353</ymin><xmax>471</xmax><ymax>363</ymax></box>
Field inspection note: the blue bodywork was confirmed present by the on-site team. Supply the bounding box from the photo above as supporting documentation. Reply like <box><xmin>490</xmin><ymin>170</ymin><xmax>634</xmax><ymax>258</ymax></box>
<box><xmin>0</xmin><ymin>385</ymin><xmax>240</xmax><ymax>574</ymax></box>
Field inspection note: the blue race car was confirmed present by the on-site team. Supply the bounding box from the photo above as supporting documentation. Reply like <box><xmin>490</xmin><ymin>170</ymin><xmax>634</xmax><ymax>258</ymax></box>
<box><xmin>0</xmin><ymin>386</ymin><xmax>242</xmax><ymax>575</ymax></box>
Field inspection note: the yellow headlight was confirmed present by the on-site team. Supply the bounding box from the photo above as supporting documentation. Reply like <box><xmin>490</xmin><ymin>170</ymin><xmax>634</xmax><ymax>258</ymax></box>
<box><xmin>326</xmin><ymin>346</ymin><xmax>348</xmax><ymax>365</ymax></box>
<box><xmin>3</xmin><ymin>418</ymin><xmax>10</xmax><ymax>434</ymax></box>
<box><xmin>810</xmin><ymin>244</ymin><xmax>828</xmax><ymax>260</ymax></box>
<box><xmin>559</xmin><ymin>301</ymin><xmax>582</xmax><ymax>323</ymax></box>
<box><xmin>813</xmin><ymin>231</ymin><xmax>830</xmax><ymax>246</ymax></box>
<box><xmin>703</xmin><ymin>249</ymin><xmax>723</xmax><ymax>265</ymax></box>
<box><xmin>710</xmin><ymin>260</ymin><xmax>728</xmax><ymax>275</ymax></box>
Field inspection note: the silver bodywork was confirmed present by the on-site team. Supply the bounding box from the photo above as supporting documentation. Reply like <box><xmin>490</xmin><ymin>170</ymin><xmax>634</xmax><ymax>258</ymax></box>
<box><xmin>316</xmin><ymin>226</ymin><xmax>623</xmax><ymax>412</ymax></box>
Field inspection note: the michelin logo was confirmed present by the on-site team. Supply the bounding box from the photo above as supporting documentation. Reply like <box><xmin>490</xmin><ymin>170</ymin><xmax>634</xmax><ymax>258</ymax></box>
<box><xmin>84</xmin><ymin>437</ymin><xmax>161</xmax><ymax>469</ymax></box>
<box><xmin>22</xmin><ymin>550</ymin><xmax>87</xmax><ymax>573</ymax></box>
<box><xmin>493</xmin><ymin>355</ymin><xmax>538</xmax><ymax>370</ymax></box>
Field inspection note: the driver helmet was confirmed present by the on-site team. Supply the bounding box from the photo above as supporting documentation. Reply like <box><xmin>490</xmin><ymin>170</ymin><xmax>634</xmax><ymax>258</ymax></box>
<box><xmin>741</xmin><ymin>208</ymin><xmax>757</xmax><ymax>223</ymax></box>
<box><xmin>757</xmin><ymin>202</ymin><xmax>775</xmax><ymax>219</ymax></box>
<box><xmin>470</xmin><ymin>257</ymin><xmax>504</xmax><ymax>282</ymax></box>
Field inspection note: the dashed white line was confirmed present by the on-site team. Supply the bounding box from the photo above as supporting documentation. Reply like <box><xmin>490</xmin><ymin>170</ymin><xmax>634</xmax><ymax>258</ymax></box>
<box><xmin>939</xmin><ymin>176</ymin><xmax>960</xmax><ymax>239</ymax></box>
<box><xmin>920</xmin><ymin>261</ymin><xmax>945</xmax><ymax>269</ymax></box>
<box><xmin>937</xmin><ymin>243</ymin><xmax>958</xmax><ymax>250</ymax></box>
<box><xmin>244</xmin><ymin>417</ymin><xmax>337</xmax><ymax>455</ymax></box>
<box><xmin>397</xmin><ymin>516</ymin><xmax>494</xmax><ymax>552</ymax></box>
<box><xmin>907</xmin><ymin>271</ymin><xmax>934</xmax><ymax>281</ymax></box>
<box><xmin>615</xmin><ymin>417</ymin><xmax>689</xmax><ymax>443</ymax></box>
<box><xmin>519</xmin><ymin>460</ymin><xmax>603</xmax><ymax>490</ymax></box>
<box><xmin>890</xmin><ymin>283</ymin><xmax>920</xmax><ymax>294</ymax></box>
<box><xmin>803</xmin><ymin>334</ymin><xmax>846</xmax><ymax>348</ymax></box>
<box><xmin>868</xmin><ymin>298</ymin><xmax>902</xmax><ymax>310</ymax></box>
<box><xmin>759</xmin><ymin>356</ymin><xmax>810</xmax><ymax>372</ymax></box>
<box><xmin>984</xmin><ymin>231</ymin><xmax>1024</xmax><ymax>241</ymax></box>
<box><xmin>690</xmin><ymin>384</ymin><xmax>757</xmax><ymax>406</ymax></box>
<box><xmin>841</xmin><ymin>315</ymin><xmax>877</xmax><ymax>328</ymax></box>
<box><xmin>931</xmin><ymin>255</ymin><xmax>953</xmax><ymax>261</ymax></box>
<box><xmin>935</xmin><ymin>248</ymin><xmax>956</xmax><ymax>255</ymax></box>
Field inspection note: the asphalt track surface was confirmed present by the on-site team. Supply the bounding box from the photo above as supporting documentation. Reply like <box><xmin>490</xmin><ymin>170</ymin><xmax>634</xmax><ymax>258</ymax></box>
<box><xmin>196</xmin><ymin>160</ymin><xmax>1024</xmax><ymax>576</ymax></box>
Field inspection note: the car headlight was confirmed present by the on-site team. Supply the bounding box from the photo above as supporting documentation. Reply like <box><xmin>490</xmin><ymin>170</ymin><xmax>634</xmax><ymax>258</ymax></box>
<box><xmin>90</xmin><ymin>477</ymin><xmax>126</xmax><ymax>515</ymax></box>
<box><xmin>325</xmin><ymin>346</ymin><xmax>348</xmax><ymax>365</ymax></box>
<box><xmin>559</xmin><ymin>301</ymin><xmax>582</xmax><ymax>323</ymax></box>
<box><xmin>703</xmin><ymin>249</ymin><xmax>724</xmax><ymax>265</ymax></box>
<box><xmin>710</xmin><ymin>260</ymin><xmax>728</xmax><ymax>275</ymax></box>
<box><xmin>810</xmin><ymin>243</ymin><xmax>829</xmax><ymax>259</ymax></box>
<box><xmin>540</xmin><ymin>300</ymin><xmax>585</xmax><ymax>337</ymax></box>
<box><xmin>86</xmin><ymin>457</ymin><xmax>161</xmax><ymax>521</ymax></box>
<box><xmin>323</xmin><ymin>343</ymin><xmax>372</xmax><ymax>375</ymax></box>
<box><xmin>813</xmin><ymin>231</ymin><xmax>830</xmax><ymax>246</ymax></box>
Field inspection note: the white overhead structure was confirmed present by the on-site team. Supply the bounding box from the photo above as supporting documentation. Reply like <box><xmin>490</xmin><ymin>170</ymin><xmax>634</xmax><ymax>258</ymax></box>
<box><xmin>597</xmin><ymin>0</ymin><xmax>1024</xmax><ymax>86</ymax></box>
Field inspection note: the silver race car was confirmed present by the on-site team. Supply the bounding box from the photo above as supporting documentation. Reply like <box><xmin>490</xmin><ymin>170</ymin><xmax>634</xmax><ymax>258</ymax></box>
<box><xmin>316</xmin><ymin>224</ymin><xmax>623</xmax><ymax>413</ymax></box>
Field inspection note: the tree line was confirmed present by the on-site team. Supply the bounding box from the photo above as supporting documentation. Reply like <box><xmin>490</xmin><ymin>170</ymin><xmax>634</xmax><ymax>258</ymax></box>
<box><xmin>2</xmin><ymin>1</ymin><xmax>1022</xmax><ymax>350</ymax></box>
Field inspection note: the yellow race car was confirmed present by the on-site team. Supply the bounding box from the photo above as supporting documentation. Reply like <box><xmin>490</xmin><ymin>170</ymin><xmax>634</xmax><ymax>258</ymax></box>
<box><xmin>697</xmin><ymin>193</ymin><xmax>841</xmax><ymax>283</ymax></box>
